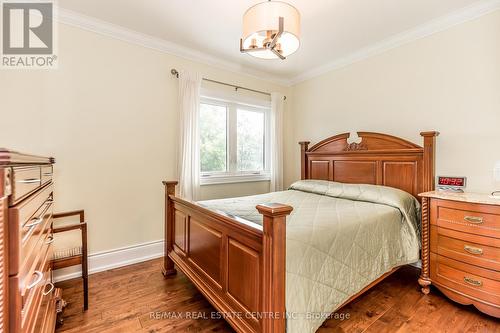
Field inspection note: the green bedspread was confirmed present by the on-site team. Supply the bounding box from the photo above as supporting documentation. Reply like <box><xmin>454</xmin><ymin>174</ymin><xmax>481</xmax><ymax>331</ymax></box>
<box><xmin>199</xmin><ymin>180</ymin><xmax>421</xmax><ymax>333</ymax></box>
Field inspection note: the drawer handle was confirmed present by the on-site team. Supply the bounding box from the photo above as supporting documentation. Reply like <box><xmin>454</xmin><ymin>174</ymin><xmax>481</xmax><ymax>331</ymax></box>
<box><xmin>17</xmin><ymin>178</ymin><xmax>41</xmax><ymax>184</ymax></box>
<box><xmin>27</xmin><ymin>271</ymin><xmax>44</xmax><ymax>289</ymax></box>
<box><xmin>464</xmin><ymin>245</ymin><xmax>483</xmax><ymax>255</ymax></box>
<box><xmin>464</xmin><ymin>276</ymin><xmax>483</xmax><ymax>287</ymax></box>
<box><xmin>22</xmin><ymin>217</ymin><xmax>44</xmax><ymax>243</ymax></box>
<box><xmin>46</xmin><ymin>235</ymin><xmax>54</xmax><ymax>244</ymax></box>
<box><xmin>43</xmin><ymin>282</ymin><xmax>55</xmax><ymax>296</ymax></box>
<box><xmin>25</xmin><ymin>216</ymin><xmax>43</xmax><ymax>228</ymax></box>
<box><xmin>464</xmin><ymin>216</ymin><xmax>484</xmax><ymax>224</ymax></box>
<box><xmin>22</xmin><ymin>201</ymin><xmax>53</xmax><ymax>242</ymax></box>
<box><xmin>42</xmin><ymin>172</ymin><xmax>53</xmax><ymax>177</ymax></box>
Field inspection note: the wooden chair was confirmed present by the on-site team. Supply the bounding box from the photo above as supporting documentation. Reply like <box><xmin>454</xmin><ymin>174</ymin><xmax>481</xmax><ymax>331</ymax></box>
<box><xmin>52</xmin><ymin>209</ymin><xmax>88</xmax><ymax>311</ymax></box>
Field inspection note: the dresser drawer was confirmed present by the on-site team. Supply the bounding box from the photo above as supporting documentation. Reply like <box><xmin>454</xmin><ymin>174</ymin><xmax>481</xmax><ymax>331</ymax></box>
<box><xmin>39</xmin><ymin>287</ymin><xmax>60</xmax><ymax>333</ymax></box>
<box><xmin>25</xmin><ymin>268</ymin><xmax>53</xmax><ymax>333</ymax></box>
<box><xmin>32</xmin><ymin>273</ymin><xmax>55</xmax><ymax>333</ymax></box>
<box><xmin>10</xmin><ymin>167</ymin><xmax>42</xmax><ymax>205</ymax></box>
<box><xmin>41</xmin><ymin>165</ymin><xmax>53</xmax><ymax>186</ymax></box>
<box><xmin>21</xmin><ymin>232</ymin><xmax>52</xmax><ymax>313</ymax></box>
<box><xmin>18</xmin><ymin>215</ymin><xmax>52</xmax><ymax>293</ymax></box>
<box><xmin>430</xmin><ymin>253</ymin><xmax>500</xmax><ymax>306</ymax></box>
<box><xmin>9</xmin><ymin>233</ymin><xmax>52</xmax><ymax>333</ymax></box>
<box><xmin>431</xmin><ymin>199</ymin><xmax>500</xmax><ymax>238</ymax></box>
<box><xmin>431</xmin><ymin>226</ymin><xmax>500</xmax><ymax>271</ymax></box>
<box><xmin>9</xmin><ymin>184</ymin><xmax>53</xmax><ymax>276</ymax></box>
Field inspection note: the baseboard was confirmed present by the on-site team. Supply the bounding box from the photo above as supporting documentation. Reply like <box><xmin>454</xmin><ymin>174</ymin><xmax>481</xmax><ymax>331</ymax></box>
<box><xmin>53</xmin><ymin>239</ymin><xmax>164</xmax><ymax>282</ymax></box>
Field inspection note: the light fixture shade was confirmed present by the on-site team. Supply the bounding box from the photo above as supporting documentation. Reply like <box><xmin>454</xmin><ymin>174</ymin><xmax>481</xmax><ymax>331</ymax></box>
<box><xmin>242</xmin><ymin>1</ymin><xmax>300</xmax><ymax>59</ymax></box>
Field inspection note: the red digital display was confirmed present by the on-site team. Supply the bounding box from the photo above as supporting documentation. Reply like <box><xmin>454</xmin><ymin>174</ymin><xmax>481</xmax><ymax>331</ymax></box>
<box><xmin>438</xmin><ymin>177</ymin><xmax>466</xmax><ymax>187</ymax></box>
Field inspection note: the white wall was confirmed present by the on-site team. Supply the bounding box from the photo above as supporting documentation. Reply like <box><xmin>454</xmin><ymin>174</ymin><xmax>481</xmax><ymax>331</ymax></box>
<box><xmin>0</xmin><ymin>23</ymin><xmax>290</xmax><ymax>254</ymax></box>
<box><xmin>286</xmin><ymin>11</ymin><xmax>500</xmax><ymax>193</ymax></box>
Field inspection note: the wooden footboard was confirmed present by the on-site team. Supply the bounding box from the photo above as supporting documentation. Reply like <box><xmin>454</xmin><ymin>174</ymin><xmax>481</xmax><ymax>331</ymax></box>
<box><xmin>162</xmin><ymin>181</ymin><xmax>292</xmax><ymax>333</ymax></box>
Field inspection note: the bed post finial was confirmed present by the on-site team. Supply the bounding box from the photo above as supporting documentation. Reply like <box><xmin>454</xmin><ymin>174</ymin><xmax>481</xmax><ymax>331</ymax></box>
<box><xmin>299</xmin><ymin>141</ymin><xmax>310</xmax><ymax>180</ymax></box>
<box><xmin>420</xmin><ymin>132</ymin><xmax>439</xmax><ymax>192</ymax></box>
<box><xmin>162</xmin><ymin>181</ymin><xmax>178</xmax><ymax>277</ymax></box>
<box><xmin>257</xmin><ymin>203</ymin><xmax>293</xmax><ymax>333</ymax></box>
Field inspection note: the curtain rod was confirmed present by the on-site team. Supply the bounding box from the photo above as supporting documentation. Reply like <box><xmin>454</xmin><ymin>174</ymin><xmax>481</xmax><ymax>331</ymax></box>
<box><xmin>170</xmin><ymin>69</ymin><xmax>286</xmax><ymax>100</ymax></box>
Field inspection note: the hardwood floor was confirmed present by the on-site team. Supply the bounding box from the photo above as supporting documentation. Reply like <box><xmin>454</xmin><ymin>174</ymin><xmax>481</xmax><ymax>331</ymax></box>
<box><xmin>55</xmin><ymin>259</ymin><xmax>499</xmax><ymax>333</ymax></box>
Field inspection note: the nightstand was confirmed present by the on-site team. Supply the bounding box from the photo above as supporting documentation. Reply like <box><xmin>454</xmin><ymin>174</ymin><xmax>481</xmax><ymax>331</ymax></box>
<box><xmin>418</xmin><ymin>191</ymin><xmax>500</xmax><ymax>318</ymax></box>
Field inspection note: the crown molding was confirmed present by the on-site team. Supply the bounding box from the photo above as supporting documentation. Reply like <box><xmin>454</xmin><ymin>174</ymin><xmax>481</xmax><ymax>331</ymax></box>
<box><xmin>56</xmin><ymin>8</ymin><xmax>293</xmax><ymax>87</ymax></box>
<box><xmin>290</xmin><ymin>0</ymin><xmax>500</xmax><ymax>85</ymax></box>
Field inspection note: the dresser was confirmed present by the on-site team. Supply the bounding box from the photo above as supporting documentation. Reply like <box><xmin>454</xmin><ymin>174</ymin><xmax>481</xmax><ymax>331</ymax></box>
<box><xmin>419</xmin><ymin>191</ymin><xmax>500</xmax><ymax>318</ymax></box>
<box><xmin>0</xmin><ymin>149</ymin><xmax>62</xmax><ymax>333</ymax></box>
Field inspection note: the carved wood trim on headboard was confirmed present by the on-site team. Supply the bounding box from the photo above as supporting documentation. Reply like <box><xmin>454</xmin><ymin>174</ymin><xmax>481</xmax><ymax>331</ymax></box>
<box><xmin>299</xmin><ymin>131</ymin><xmax>439</xmax><ymax>200</ymax></box>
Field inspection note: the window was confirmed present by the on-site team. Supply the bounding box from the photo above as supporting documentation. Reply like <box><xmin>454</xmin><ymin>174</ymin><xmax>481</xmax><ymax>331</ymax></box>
<box><xmin>199</xmin><ymin>96</ymin><xmax>270</xmax><ymax>184</ymax></box>
<box><xmin>237</xmin><ymin>109</ymin><xmax>265</xmax><ymax>172</ymax></box>
<box><xmin>200</xmin><ymin>103</ymin><xmax>227</xmax><ymax>173</ymax></box>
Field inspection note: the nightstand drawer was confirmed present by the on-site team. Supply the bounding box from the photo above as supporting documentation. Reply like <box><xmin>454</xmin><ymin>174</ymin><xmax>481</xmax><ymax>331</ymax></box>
<box><xmin>430</xmin><ymin>254</ymin><xmax>500</xmax><ymax>306</ymax></box>
<box><xmin>431</xmin><ymin>226</ymin><xmax>500</xmax><ymax>271</ymax></box>
<box><xmin>432</xmin><ymin>199</ymin><xmax>500</xmax><ymax>238</ymax></box>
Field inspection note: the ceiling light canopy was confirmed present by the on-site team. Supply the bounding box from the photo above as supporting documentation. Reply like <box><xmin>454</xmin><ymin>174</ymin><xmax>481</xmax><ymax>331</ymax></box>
<box><xmin>240</xmin><ymin>0</ymin><xmax>301</xmax><ymax>60</ymax></box>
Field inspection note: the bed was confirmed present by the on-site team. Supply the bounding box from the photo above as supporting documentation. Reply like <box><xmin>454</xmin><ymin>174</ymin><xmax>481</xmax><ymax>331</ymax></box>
<box><xmin>162</xmin><ymin>131</ymin><xmax>439</xmax><ymax>333</ymax></box>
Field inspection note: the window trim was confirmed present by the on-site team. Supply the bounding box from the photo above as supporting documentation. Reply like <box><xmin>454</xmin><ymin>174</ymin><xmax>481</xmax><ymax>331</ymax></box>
<box><xmin>199</xmin><ymin>95</ymin><xmax>271</xmax><ymax>185</ymax></box>
<box><xmin>200</xmin><ymin>172</ymin><xmax>271</xmax><ymax>186</ymax></box>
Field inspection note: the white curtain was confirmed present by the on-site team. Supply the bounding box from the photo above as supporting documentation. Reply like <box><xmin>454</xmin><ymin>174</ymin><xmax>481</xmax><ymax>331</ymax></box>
<box><xmin>177</xmin><ymin>70</ymin><xmax>202</xmax><ymax>200</ymax></box>
<box><xmin>270</xmin><ymin>92</ymin><xmax>285</xmax><ymax>192</ymax></box>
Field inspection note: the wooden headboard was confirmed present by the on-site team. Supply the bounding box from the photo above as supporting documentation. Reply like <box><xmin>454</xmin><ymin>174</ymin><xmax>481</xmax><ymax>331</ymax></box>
<box><xmin>299</xmin><ymin>131</ymin><xmax>439</xmax><ymax>200</ymax></box>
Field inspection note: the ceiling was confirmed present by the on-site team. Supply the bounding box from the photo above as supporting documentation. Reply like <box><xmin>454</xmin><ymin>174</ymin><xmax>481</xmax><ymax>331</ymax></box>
<box><xmin>59</xmin><ymin>0</ymin><xmax>491</xmax><ymax>83</ymax></box>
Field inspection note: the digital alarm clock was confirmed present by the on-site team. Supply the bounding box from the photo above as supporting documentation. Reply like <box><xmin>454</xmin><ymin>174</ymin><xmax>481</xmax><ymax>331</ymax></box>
<box><xmin>437</xmin><ymin>176</ymin><xmax>467</xmax><ymax>192</ymax></box>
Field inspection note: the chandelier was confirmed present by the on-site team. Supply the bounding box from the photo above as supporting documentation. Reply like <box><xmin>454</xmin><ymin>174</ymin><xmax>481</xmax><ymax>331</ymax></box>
<box><xmin>240</xmin><ymin>1</ymin><xmax>301</xmax><ymax>60</ymax></box>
